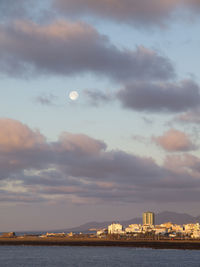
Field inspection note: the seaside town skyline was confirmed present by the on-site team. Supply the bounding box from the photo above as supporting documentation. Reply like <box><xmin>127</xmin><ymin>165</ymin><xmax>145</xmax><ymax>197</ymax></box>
<box><xmin>2</xmin><ymin>211</ymin><xmax>200</xmax><ymax>241</ymax></box>
<box><xmin>0</xmin><ymin>1</ymin><xmax>200</xmax><ymax>232</ymax></box>
<box><xmin>100</xmin><ymin>211</ymin><xmax>200</xmax><ymax>239</ymax></box>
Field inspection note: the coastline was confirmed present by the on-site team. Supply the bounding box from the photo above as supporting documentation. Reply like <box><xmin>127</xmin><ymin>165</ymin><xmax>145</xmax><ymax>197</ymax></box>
<box><xmin>1</xmin><ymin>237</ymin><xmax>200</xmax><ymax>250</ymax></box>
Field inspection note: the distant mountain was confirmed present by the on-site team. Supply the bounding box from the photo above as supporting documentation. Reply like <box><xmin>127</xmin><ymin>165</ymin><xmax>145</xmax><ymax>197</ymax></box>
<box><xmin>155</xmin><ymin>211</ymin><xmax>197</xmax><ymax>225</ymax></box>
<box><xmin>21</xmin><ymin>211</ymin><xmax>200</xmax><ymax>234</ymax></box>
<box><xmin>59</xmin><ymin>211</ymin><xmax>200</xmax><ymax>233</ymax></box>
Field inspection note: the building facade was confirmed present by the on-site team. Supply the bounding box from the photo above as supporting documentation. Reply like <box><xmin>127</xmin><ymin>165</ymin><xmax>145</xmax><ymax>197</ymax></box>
<box><xmin>125</xmin><ymin>224</ymin><xmax>142</xmax><ymax>233</ymax></box>
<box><xmin>108</xmin><ymin>223</ymin><xmax>123</xmax><ymax>234</ymax></box>
<box><xmin>143</xmin><ymin>212</ymin><xmax>155</xmax><ymax>225</ymax></box>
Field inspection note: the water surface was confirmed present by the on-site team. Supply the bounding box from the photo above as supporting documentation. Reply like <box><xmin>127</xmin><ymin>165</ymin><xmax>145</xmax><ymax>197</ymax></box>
<box><xmin>0</xmin><ymin>246</ymin><xmax>200</xmax><ymax>266</ymax></box>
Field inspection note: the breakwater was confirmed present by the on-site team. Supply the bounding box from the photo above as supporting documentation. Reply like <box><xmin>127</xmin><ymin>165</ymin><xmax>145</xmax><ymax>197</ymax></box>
<box><xmin>1</xmin><ymin>237</ymin><xmax>200</xmax><ymax>250</ymax></box>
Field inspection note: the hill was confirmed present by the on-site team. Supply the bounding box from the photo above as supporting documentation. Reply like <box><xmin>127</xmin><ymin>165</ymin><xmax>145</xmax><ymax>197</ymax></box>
<box><xmin>60</xmin><ymin>211</ymin><xmax>199</xmax><ymax>233</ymax></box>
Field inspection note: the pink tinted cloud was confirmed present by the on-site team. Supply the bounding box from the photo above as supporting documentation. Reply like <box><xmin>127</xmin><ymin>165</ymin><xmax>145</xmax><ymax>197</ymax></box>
<box><xmin>2</xmin><ymin>118</ymin><xmax>200</xmax><ymax>205</ymax></box>
<box><xmin>54</xmin><ymin>0</ymin><xmax>200</xmax><ymax>27</ymax></box>
<box><xmin>0</xmin><ymin>118</ymin><xmax>46</xmax><ymax>152</ymax></box>
<box><xmin>54</xmin><ymin>0</ymin><xmax>180</xmax><ymax>26</ymax></box>
<box><xmin>153</xmin><ymin>128</ymin><xmax>196</xmax><ymax>152</ymax></box>
<box><xmin>175</xmin><ymin>108</ymin><xmax>200</xmax><ymax>124</ymax></box>
<box><xmin>58</xmin><ymin>132</ymin><xmax>106</xmax><ymax>155</ymax></box>
<box><xmin>164</xmin><ymin>154</ymin><xmax>200</xmax><ymax>176</ymax></box>
<box><xmin>0</xmin><ymin>20</ymin><xmax>174</xmax><ymax>81</ymax></box>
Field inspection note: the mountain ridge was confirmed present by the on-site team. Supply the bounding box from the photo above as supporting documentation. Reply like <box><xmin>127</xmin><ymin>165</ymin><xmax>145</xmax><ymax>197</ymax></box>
<box><xmin>19</xmin><ymin>211</ymin><xmax>200</xmax><ymax>234</ymax></box>
<box><xmin>60</xmin><ymin>211</ymin><xmax>200</xmax><ymax>233</ymax></box>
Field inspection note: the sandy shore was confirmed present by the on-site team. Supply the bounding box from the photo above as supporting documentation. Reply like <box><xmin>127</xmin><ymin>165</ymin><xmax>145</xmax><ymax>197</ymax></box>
<box><xmin>1</xmin><ymin>237</ymin><xmax>200</xmax><ymax>250</ymax></box>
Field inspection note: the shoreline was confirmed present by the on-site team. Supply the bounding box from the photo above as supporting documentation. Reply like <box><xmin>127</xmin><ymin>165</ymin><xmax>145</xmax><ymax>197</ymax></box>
<box><xmin>1</xmin><ymin>238</ymin><xmax>200</xmax><ymax>250</ymax></box>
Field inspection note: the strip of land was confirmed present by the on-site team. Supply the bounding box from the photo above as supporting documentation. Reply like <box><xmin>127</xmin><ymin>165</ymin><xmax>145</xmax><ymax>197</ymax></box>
<box><xmin>1</xmin><ymin>237</ymin><xmax>200</xmax><ymax>250</ymax></box>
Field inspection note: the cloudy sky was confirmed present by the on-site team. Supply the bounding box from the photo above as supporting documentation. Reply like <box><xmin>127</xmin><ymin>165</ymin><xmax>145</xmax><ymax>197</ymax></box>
<box><xmin>0</xmin><ymin>0</ymin><xmax>200</xmax><ymax>231</ymax></box>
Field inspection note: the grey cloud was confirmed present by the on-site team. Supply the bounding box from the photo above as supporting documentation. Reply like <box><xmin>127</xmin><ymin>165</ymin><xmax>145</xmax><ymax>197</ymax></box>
<box><xmin>117</xmin><ymin>80</ymin><xmax>200</xmax><ymax>112</ymax></box>
<box><xmin>0</xmin><ymin>148</ymin><xmax>54</xmax><ymax>181</ymax></box>
<box><xmin>135</xmin><ymin>188</ymin><xmax>200</xmax><ymax>203</ymax></box>
<box><xmin>175</xmin><ymin>108</ymin><xmax>200</xmax><ymax>124</ymax></box>
<box><xmin>58</xmin><ymin>150</ymin><xmax>164</xmax><ymax>182</ymax></box>
<box><xmin>0</xmin><ymin>0</ymin><xmax>30</xmax><ymax>21</ymax></box>
<box><xmin>53</xmin><ymin>0</ymin><xmax>200</xmax><ymax>27</ymax></box>
<box><xmin>84</xmin><ymin>89</ymin><xmax>112</xmax><ymax>106</ymax></box>
<box><xmin>0</xmin><ymin>189</ymin><xmax>46</xmax><ymax>203</ymax></box>
<box><xmin>0</xmin><ymin>0</ymin><xmax>48</xmax><ymax>23</ymax></box>
<box><xmin>1</xmin><ymin>0</ymin><xmax>200</xmax><ymax>28</ymax></box>
<box><xmin>132</xmin><ymin>135</ymin><xmax>150</xmax><ymax>145</ymax></box>
<box><xmin>1</xmin><ymin>118</ymin><xmax>200</xmax><ymax>205</ymax></box>
<box><xmin>142</xmin><ymin>117</ymin><xmax>154</xmax><ymax>124</ymax></box>
<box><xmin>165</xmin><ymin>154</ymin><xmax>200</xmax><ymax>174</ymax></box>
<box><xmin>53</xmin><ymin>0</ymin><xmax>178</xmax><ymax>27</ymax></box>
<box><xmin>186</xmin><ymin>0</ymin><xmax>200</xmax><ymax>11</ymax></box>
<box><xmin>0</xmin><ymin>20</ymin><xmax>174</xmax><ymax>81</ymax></box>
<box><xmin>23</xmin><ymin>172</ymin><xmax>82</xmax><ymax>187</ymax></box>
<box><xmin>35</xmin><ymin>93</ymin><xmax>58</xmax><ymax>106</ymax></box>
<box><xmin>85</xmin><ymin>80</ymin><xmax>200</xmax><ymax>115</ymax></box>
<box><xmin>28</xmin><ymin>174</ymin><xmax>200</xmax><ymax>204</ymax></box>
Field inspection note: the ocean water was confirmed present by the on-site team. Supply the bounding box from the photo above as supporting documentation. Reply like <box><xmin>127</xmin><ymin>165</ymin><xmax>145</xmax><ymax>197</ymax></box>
<box><xmin>0</xmin><ymin>246</ymin><xmax>200</xmax><ymax>267</ymax></box>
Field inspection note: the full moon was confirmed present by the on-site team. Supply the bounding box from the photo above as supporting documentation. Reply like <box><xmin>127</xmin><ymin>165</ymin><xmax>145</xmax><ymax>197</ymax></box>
<box><xmin>69</xmin><ymin>91</ymin><xmax>79</xmax><ymax>101</ymax></box>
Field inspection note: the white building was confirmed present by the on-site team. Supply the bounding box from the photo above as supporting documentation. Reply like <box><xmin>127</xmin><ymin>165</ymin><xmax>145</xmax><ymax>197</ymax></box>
<box><xmin>153</xmin><ymin>226</ymin><xmax>168</xmax><ymax>235</ymax></box>
<box><xmin>191</xmin><ymin>230</ymin><xmax>200</xmax><ymax>239</ymax></box>
<box><xmin>142</xmin><ymin>224</ymin><xmax>154</xmax><ymax>233</ymax></box>
<box><xmin>96</xmin><ymin>229</ymin><xmax>107</xmax><ymax>236</ymax></box>
<box><xmin>108</xmin><ymin>223</ymin><xmax>123</xmax><ymax>234</ymax></box>
<box><xmin>125</xmin><ymin>224</ymin><xmax>142</xmax><ymax>233</ymax></box>
<box><xmin>184</xmin><ymin>223</ymin><xmax>200</xmax><ymax>234</ymax></box>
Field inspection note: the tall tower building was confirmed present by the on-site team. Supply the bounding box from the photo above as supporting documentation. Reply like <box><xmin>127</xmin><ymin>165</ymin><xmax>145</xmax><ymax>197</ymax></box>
<box><xmin>143</xmin><ymin>212</ymin><xmax>155</xmax><ymax>225</ymax></box>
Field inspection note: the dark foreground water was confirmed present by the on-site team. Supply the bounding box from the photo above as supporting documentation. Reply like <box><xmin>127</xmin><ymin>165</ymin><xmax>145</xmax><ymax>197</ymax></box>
<box><xmin>0</xmin><ymin>246</ymin><xmax>200</xmax><ymax>267</ymax></box>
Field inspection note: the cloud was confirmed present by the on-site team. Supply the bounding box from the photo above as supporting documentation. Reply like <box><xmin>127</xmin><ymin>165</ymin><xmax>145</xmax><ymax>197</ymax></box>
<box><xmin>0</xmin><ymin>189</ymin><xmax>47</xmax><ymax>203</ymax></box>
<box><xmin>0</xmin><ymin>0</ymin><xmax>29</xmax><ymax>21</ymax></box>
<box><xmin>53</xmin><ymin>0</ymin><xmax>200</xmax><ymax>27</ymax></box>
<box><xmin>0</xmin><ymin>119</ymin><xmax>54</xmax><ymax>182</ymax></box>
<box><xmin>117</xmin><ymin>80</ymin><xmax>200</xmax><ymax>113</ymax></box>
<box><xmin>0</xmin><ymin>0</ymin><xmax>48</xmax><ymax>23</ymax></box>
<box><xmin>0</xmin><ymin>20</ymin><xmax>174</xmax><ymax>81</ymax></box>
<box><xmin>164</xmin><ymin>154</ymin><xmax>200</xmax><ymax>174</ymax></box>
<box><xmin>84</xmin><ymin>89</ymin><xmax>112</xmax><ymax>106</ymax></box>
<box><xmin>0</xmin><ymin>118</ymin><xmax>46</xmax><ymax>152</ymax></box>
<box><xmin>57</xmin><ymin>132</ymin><xmax>107</xmax><ymax>155</ymax></box>
<box><xmin>1</xmin><ymin>118</ymin><xmax>200</xmax><ymax>204</ymax></box>
<box><xmin>132</xmin><ymin>135</ymin><xmax>150</xmax><ymax>145</ymax></box>
<box><xmin>175</xmin><ymin>108</ymin><xmax>200</xmax><ymax>124</ymax></box>
<box><xmin>1</xmin><ymin>0</ymin><xmax>200</xmax><ymax>28</ymax></box>
<box><xmin>35</xmin><ymin>93</ymin><xmax>57</xmax><ymax>106</ymax></box>
<box><xmin>153</xmin><ymin>128</ymin><xmax>197</xmax><ymax>152</ymax></box>
<box><xmin>186</xmin><ymin>0</ymin><xmax>200</xmax><ymax>11</ymax></box>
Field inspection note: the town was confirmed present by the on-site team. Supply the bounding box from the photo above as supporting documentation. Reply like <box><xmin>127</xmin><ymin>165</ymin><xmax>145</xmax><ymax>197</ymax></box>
<box><xmin>1</xmin><ymin>211</ymin><xmax>200</xmax><ymax>241</ymax></box>
<box><xmin>96</xmin><ymin>212</ymin><xmax>200</xmax><ymax>239</ymax></box>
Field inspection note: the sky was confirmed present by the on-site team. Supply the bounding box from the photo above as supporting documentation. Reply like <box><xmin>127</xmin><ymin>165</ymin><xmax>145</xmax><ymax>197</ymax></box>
<box><xmin>0</xmin><ymin>0</ymin><xmax>200</xmax><ymax>232</ymax></box>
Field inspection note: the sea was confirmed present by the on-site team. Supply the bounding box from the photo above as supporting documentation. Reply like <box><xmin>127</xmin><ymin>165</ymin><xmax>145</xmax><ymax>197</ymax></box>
<box><xmin>0</xmin><ymin>246</ymin><xmax>200</xmax><ymax>267</ymax></box>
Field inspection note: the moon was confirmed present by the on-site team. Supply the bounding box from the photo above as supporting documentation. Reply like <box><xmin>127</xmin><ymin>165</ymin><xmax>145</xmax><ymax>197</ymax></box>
<box><xmin>69</xmin><ymin>91</ymin><xmax>79</xmax><ymax>101</ymax></box>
